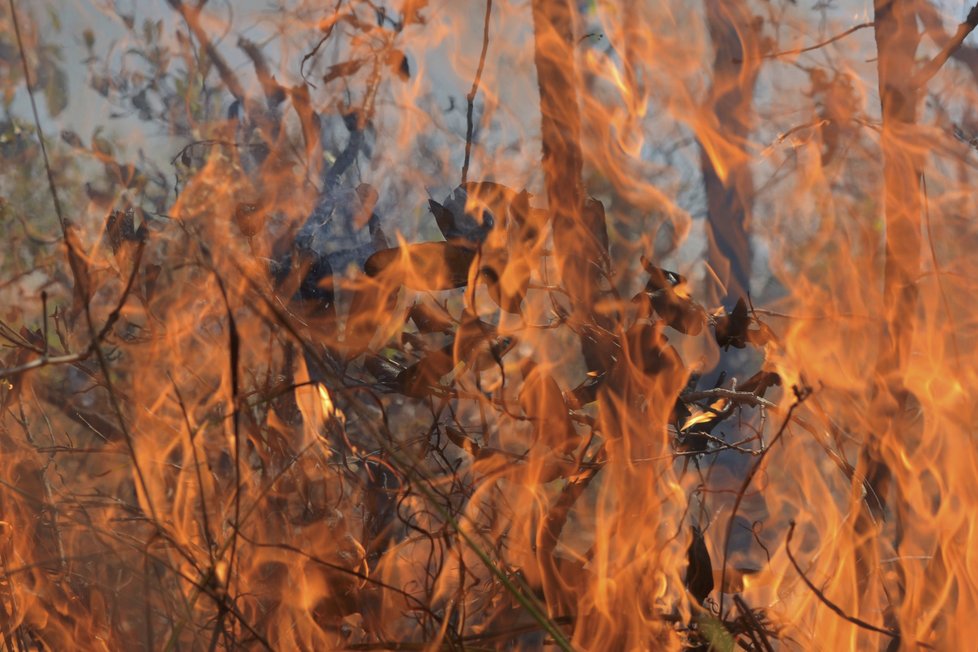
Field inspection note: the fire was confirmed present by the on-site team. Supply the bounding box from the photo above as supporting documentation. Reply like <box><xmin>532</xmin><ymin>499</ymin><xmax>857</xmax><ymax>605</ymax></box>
<box><xmin>1</xmin><ymin>0</ymin><xmax>978</xmax><ymax>649</ymax></box>
<box><xmin>317</xmin><ymin>383</ymin><xmax>343</xmax><ymax>423</ymax></box>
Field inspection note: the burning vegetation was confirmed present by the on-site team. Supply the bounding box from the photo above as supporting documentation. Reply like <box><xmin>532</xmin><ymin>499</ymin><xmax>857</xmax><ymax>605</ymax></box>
<box><xmin>0</xmin><ymin>0</ymin><xmax>977</xmax><ymax>649</ymax></box>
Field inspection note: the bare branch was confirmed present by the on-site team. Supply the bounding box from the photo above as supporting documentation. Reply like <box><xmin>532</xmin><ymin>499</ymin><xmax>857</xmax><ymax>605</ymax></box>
<box><xmin>913</xmin><ymin>4</ymin><xmax>978</xmax><ymax>88</ymax></box>
<box><xmin>682</xmin><ymin>387</ymin><xmax>777</xmax><ymax>409</ymax></box>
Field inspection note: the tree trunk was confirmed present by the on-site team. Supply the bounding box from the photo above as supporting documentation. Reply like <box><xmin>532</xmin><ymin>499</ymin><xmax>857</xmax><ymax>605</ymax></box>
<box><xmin>851</xmin><ymin>0</ymin><xmax>923</xmax><ymax>632</ymax></box>
<box><xmin>701</xmin><ymin>0</ymin><xmax>760</xmax><ymax>307</ymax></box>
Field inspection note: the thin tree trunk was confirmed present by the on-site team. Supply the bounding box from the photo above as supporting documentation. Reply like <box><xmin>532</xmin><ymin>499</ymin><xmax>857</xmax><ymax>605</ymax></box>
<box><xmin>849</xmin><ymin>0</ymin><xmax>923</xmax><ymax>634</ymax></box>
<box><xmin>861</xmin><ymin>0</ymin><xmax>922</xmax><ymax>534</ymax></box>
<box><xmin>530</xmin><ymin>0</ymin><xmax>588</xmax><ymax>305</ymax></box>
<box><xmin>529</xmin><ymin>0</ymin><xmax>588</xmax><ymax>617</ymax></box>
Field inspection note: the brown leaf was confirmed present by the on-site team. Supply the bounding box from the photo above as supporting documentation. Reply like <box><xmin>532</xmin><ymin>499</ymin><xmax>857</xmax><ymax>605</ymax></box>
<box><xmin>714</xmin><ymin>297</ymin><xmax>749</xmax><ymax>349</ymax></box>
<box><xmin>638</xmin><ymin>257</ymin><xmax>705</xmax><ymax>335</ymax></box>
<box><xmin>409</xmin><ymin>301</ymin><xmax>454</xmax><ymax>334</ymax></box>
<box><xmin>364</xmin><ymin>242</ymin><xmax>476</xmax><ymax>291</ymax></box>
<box><xmin>685</xmin><ymin>526</ymin><xmax>714</xmax><ymax>605</ymax></box>
<box><xmin>386</xmin><ymin>49</ymin><xmax>410</xmax><ymax>80</ymax></box>
<box><xmin>395</xmin><ymin>343</ymin><xmax>455</xmax><ymax>398</ymax></box>
<box><xmin>519</xmin><ymin>363</ymin><xmax>577</xmax><ymax>453</ymax></box>
<box><xmin>323</xmin><ymin>58</ymin><xmax>367</xmax><ymax>84</ymax></box>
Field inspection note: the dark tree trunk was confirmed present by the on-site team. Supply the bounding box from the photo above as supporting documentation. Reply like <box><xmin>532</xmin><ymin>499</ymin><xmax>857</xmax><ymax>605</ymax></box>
<box><xmin>700</xmin><ymin>0</ymin><xmax>761</xmax><ymax>307</ymax></box>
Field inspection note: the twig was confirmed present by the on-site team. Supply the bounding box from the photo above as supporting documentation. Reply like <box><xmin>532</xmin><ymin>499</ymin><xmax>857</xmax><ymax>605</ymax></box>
<box><xmin>461</xmin><ymin>0</ymin><xmax>492</xmax><ymax>184</ymax></box>
<box><xmin>94</xmin><ymin>241</ymin><xmax>146</xmax><ymax>343</ymax></box>
<box><xmin>169</xmin><ymin>377</ymin><xmax>216</xmax><ymax>561</ymax></box>
<box><xmin>8</xmin><ymin>0</ymin><xmax>160</xmax><ymax>530</ymax></box>
<box><xmin>213</xmin><ymin>276</ymin><xmax>242</xmax><ymax>601</ymax></box>
<box><xmin>0</xmin><ymin>351</ymin><xmax>91</xmax><ymax>381</ymax></box>
<box><xmin>682</xmin><ymin>387</ymin><xmax>776</xmax><ymax>410</ymax></box>
<box><xmin>732</xmin><ymin>594</ymin><xmax>774</xmax><ymax>652</ymax></box>
<box><xmin>784</xmin><ymin>521</ymin><xmax>935</xmax><ymax>648</ymax></box>
<box><xmin>754</xmin><ymin>22</ymin><xmax>874</xmax><ymax>61</ymax></box>
<box><xmin>718</xmin><ymin>385</ymin><xmax>809</xmax><ymax>618</ymax></box>
<box><xmin>166</xmin><ymin>0</ymin><xmax>247</xmax><ymax>103</ymax></box>
<box><xmin>7</xmin><ymin>0</ymin><xmax>67</xmax><ymax>233</ymax></box>
<box><xmin>299</xmin><ymin>0</ymin><xmax>345</xmax><ymax>83</ymax></box>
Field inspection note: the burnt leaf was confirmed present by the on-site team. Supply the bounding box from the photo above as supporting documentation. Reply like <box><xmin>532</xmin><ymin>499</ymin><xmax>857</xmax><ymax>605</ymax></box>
<box><xmin>60</xmin><ymin>130</ymin><xmax>84</xmax><ymax>149</ymax></box>
<box><xmin>364</xmin><ymin>242</ymin><xmax>476</xmax><ymax>291</ymax></box>
<box><xmin>453</xmin><ymin>311</ymin><xmax>514</xmax><ymax>373</ymax></box>
<box><xmin>480</xmin><ymin>251</ymin><xmax>530</xmax><ymax>315</ymax></box>
<box><xmin>429</xmin><ymin>182</ymin><xmax>517</xmax><ymax>246</ymax></box>
<box><xmin>290</xmin><ymin>84</ymin><xmax>322</xmax><ymax>160</ymax></box>
<box><xmin>445</xmin><ymin>425</ymin><xmax>481</xmax><ymax>456</ymax></box>
<box><xmin>323</xmin><ymin>58</ymin><xmax>367</xmax><ymax>84</ymax></box>
<box><xmin>363</xmin><ymin>354</ymin><xmax>404</xmax><ymax>384</ymax></box>
<box><xmin>387</xmin><ymin>49</ymin><xmax>410</xmax><ymax>80</ymax></box>
<box><xmin>714</xmin><ymin>297</ymin><xmax>749</xmax><ymax>349</ymax></box>
<box><xmin>685</xmin><ymin>525</ymin><xmax>714</xmax><ymax>605</ymax></box>
<box><xmin>579</xmin><ymin>322</ymin><xmax>620</xmax><ymax>376</ymax></box>
<box><xmin>105</xmin><ymin>207</ymin><xmax>147</xmax><ymax>254</ymax></box>
<box><xmin>566</xmin><ymin>372</ymin><xmax>606</xmax><ymax>409</ymax></box>
<box><xmin>233</xmin><ymin>201</ymin><xmax>263</xmax><ymax>237</ymax></box>
<box><xmin>428</xmin><ymin>196</ymin><xmax>492</xmax><ymax>246</ymax></box>
<box><xmin>38</xmin><ymin>57</ymin><xmax>68</xmax><ymax>117</ymax></box>
<box><xmin>395</xmin><ymin>342</ymin><xmax>455</xmax><ymax>398</ymax></box>
<box><xmin>519</xmin><ymin>363</ymin><xmax>577</xmax><ymax>453</ymax></box>
<box><xmin>509</xmin><ymin>189</ymin><xmax>548</xmax><ymax>243</ymax></box>
<box><xmin>638</xmin><ymin>256</ymin><xmax>706</xmax><ymax>335</ymax></box>
<box><xmin>738</xmin><ymin>369</ymin><xmax>781</xmax><ymax>396</ymax></box>
<box><xmin>409</xmin><ymin>301</ymin><xmax>454</xmax><ymax>334</ymax></box>
<box><xmin>344</xmin><ymin>277</ymin><xmax>400</xmax><ymax>355</ymax></box>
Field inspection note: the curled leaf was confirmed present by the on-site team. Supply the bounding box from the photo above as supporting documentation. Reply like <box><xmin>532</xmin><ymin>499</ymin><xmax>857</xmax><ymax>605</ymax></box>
<box><xmin>685</xmin><ymin>525</ymin><xmax>715</xmax><ymax>605</ymax></box>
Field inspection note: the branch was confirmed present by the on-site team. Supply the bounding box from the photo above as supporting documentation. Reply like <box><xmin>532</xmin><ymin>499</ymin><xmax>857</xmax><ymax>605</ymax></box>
<box><xmin>913</xmin><ymin>4</ymin><xmax>978</xmax><ymax>88</ymax></box>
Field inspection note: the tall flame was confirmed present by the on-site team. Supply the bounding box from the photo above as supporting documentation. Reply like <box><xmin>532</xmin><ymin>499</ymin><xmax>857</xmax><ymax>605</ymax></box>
<box><xmin>0</xmin><ymin>0</ymin><xmax>977</xmax><ymax>649</ymax></box>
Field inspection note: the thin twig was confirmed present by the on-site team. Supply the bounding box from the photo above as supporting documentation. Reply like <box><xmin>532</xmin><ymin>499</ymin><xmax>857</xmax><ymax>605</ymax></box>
<box><xmin>461</xmin><ymin>0</ymin><xmax>492</xmax><ymax>184</ymax></box>
<box><xmin>784</xmin><ymin>521</ymin><xmax>935</xmax><ymax>648</ymax></box>
<box><xmin>8</xmin><ymin>0</ymin><xmax>160</xmax><ymax>529</ymax></box>
<box><xmin>718</xmin><ymin>385</ymin><xmax>809</xmax><ymax>618</ymax></box>
<box><xmin>0</xmin><ymin>351</ymin><xmax>90</xmax><ymax>381</ymax></box>
<box><xmin>213</xmin><ymin>276</ymin><xmax>242</xmax><ymax>601</ymax></box>
<box><xmin>754</xmin><ymin>22</ymin><xmax>874</xmax><ymax>61</ymax></box>
<box><xmin>732</xmin><ymin>594</ymin><xmax>774</xmax><ymax>652</ymax></box>
<box><xmin>166</xmin><ymin>0</ymin><xmax>247</xmax><ymax>102</ymax></box>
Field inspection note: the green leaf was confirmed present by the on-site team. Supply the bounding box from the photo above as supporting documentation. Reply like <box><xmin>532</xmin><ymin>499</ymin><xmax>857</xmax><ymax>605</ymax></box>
<box><xmin>697</xmin><ymin>613</ymin><xmax>735</xmax><ymax>652</ymax></box>
<box><xmin>40</xmin><ymin>60</ymin><xmax>69</xmax><ymax>117</ymax></box>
